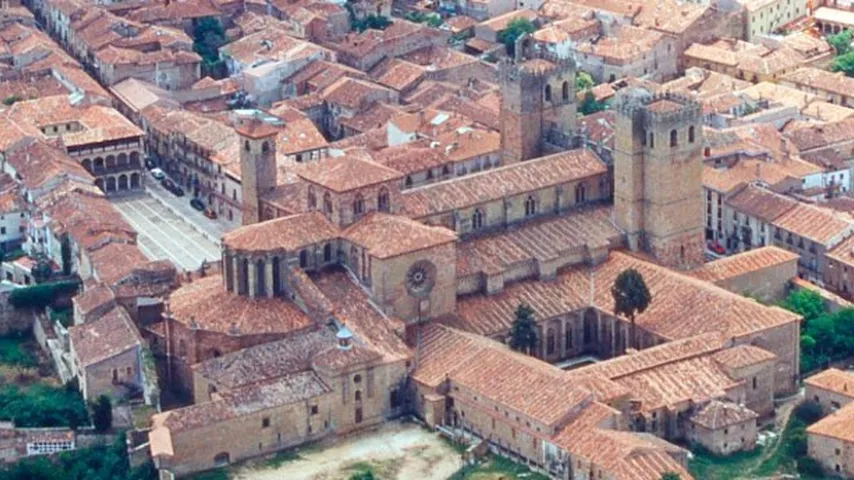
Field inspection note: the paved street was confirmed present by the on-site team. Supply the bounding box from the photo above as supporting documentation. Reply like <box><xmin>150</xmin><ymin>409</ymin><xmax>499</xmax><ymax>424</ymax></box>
<box><xmin>111</xmin><ymin>193</ymin><xmax>222</xmax><ymax>272</ymax></box>
<box><xmin>145</xmin><ymin>178</ymin><xmax>237</xmax><ymax>239</ymax></box>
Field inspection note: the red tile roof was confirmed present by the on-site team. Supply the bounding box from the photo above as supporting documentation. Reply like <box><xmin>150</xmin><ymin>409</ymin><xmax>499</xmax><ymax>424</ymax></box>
<box><xmin>343</xmin><ymin>213</ymin><xmax>457</xmax><ymax>259</ymax></box>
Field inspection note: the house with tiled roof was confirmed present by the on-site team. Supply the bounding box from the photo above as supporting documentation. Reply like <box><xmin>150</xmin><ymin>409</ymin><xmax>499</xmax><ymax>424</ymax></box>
<box><xmin>805</xmin><ymin>369</ymin><xmax>854</xmax><ymax>478</ymax></box>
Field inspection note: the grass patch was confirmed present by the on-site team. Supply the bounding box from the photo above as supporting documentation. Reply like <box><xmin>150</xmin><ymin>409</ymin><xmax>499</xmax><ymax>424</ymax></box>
<box><xmin>261</xmin><ymin>448</ymin><xmax>301</xmax><ymax>469</ymax></box>
<box><xmin>0</xmin><ymin>335</ymin><xmax>38</xmax><ymax>368</ymax></box>
<box><xmin>688</xmin><ymin>444</ymin><xmax>763</xmax><ymax>480</ymax></box>
<box><xmin>450</xmin><ymin>454</ymin><xmax>550</xmax><ymax>480</ymax></box>
<box><xmin>185</xmin><ymin>469</ymin><xmax>230</xmax><ymax>480</ymax></box>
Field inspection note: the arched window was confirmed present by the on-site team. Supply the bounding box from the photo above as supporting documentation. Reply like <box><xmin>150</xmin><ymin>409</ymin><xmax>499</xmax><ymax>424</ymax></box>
<box><xmin>670</xmin><ymin>129</ymin><xmax>678</xmax><ymax>147</ymax></box>
<box><xmin>353</xmin><ymin>194</ymin><xmax>364</xmax><ymax>217</ymax></box>
<box><xmin>214</xmin><ymin>452</ymin><xmax>230</xmax><ymax>466</ymax></box>
<box><xmin>355</xmin><ymin>390</ymin><xmax>362</xmax><ymax>402</ymax></box>
<box><xmin>649</xmin><ymin>132</ymin><xmax>655</xmax><ymax>149</ymax></box>
<box><xmin>244</xmin><ymin>141</ymin><xmax>250</xmax><ymax>151</ymax></box>
<box><xmin>562</xmin><ymin>81</ymin><xmax>570</xmax><ymax>101</ymax></box>
<box><xmin>323</xmin><ymin>192</ymin><xmax>333</xmax><ymax>216</ymax></box>
<box><xmin>323</xmin><ymin>243</ymin><xmax>332</xmax><ymax>262</ymax></box>
<box><xmin>262</xmin><ymin>141</ymin><xmax>270</xmax><ymax>153</ymax></box>
<box><xmin>307</xmin><ymin>187</ymin><xmax>316</xmax><ymax>209</ymax></box>
<box><xmin>272</xmin><ymin>257</ymin><xmax>282</xmax><ymax>295</ymax></box>
<box><xmin>544</xmin><ymin>84</ymin><xmax>552</xmax><ymax>102</ymax></box>
<box><xmin>377</xmin><ymin>187</ymin><xmax>390</xmax><ymax>212</ymax></box>
<box><xmin>255</xmin><ymin>258</ymin><xmax>265</xmax><ymax>295</ymax></box>
<box><xmin>240</xmin><ymin>258</ymin><xmax>249</xmax><ymax>294</ymax></box>
<box><xmin>524</xmin><ymin>195</ymin><xmax>537</xmax><ymax>217</ymax></box>
<box><xmin>472</xmin><ymin>208</ymin><xmax>485</xmax><ymax>230</ymax></box>
<box><xmin>442</xmin><ymin>165</ymin><xmax>451</xmax><ymax>177</ymax></box>
<box><xmin>575</xmin><ymin>183</ymin><xmax>586</xmax><ymax>204</ymax></box>
<box><xmin>405</xmin><ymin>176</ymin><xmax>413</xmax><ymax>188</ymax></box>
<box><xmin>299</xmin><ymin>250</ymin><xmax>308</xmax><ymax>268</ymax></box>
<box><xmin>688</xmin><ymin>125</ymin><xmax>695</xmax><ymax>143</ymax></box>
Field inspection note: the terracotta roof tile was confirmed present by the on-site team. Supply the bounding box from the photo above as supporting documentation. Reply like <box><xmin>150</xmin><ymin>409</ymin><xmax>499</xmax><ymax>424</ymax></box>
<box><xmin>690</xmin><ymin>400</ymin><xmax>758</xmax><ymax>429</ymax></box>
<box><xmin>774</xmin><ymin>203</ymin><xmax>853</xmax><ymax>245</ymax></box>
<box><xmin>223</xmin><ymin>212</ymin><xmax>339</xmax><ymax>252</ymax></box>
<box><xmin>712</xmin><ymin>344</ymin><xmax>777</xmax><ymax>370</ymax></box>
<box><xmin>691</xmin><ymin>246</ymin><xmax>799</xmax><ymax>284</ymax></box>
<box><xmin>808</xmin><ymin>402</ymin><xmax>854</xmax><ymax>442</ymax></box>
<box><xmin>168</xmin><ymin>274</ymin><xmax>314</xmax><ymax>335</ymax></box>
<box><xmin>69</xmin><ymin>306</ymin><xmax>141</xmax><ymax>367</ymax></box>
<box><xmin>402</xmin><ymin>149</ymin><xmax>606</xmax><ymax>218</ymax></box>
<box><xmin>724</xmin><ymin>184</ymin><xmax>797</xmax><ymax>223</ymax></box>
<box><xmin>296</xmin><ymin>154</ymin><xmax>403</xmax><ymax>192</ymax></box>
<box><xmin>804</xmin><ymin>368</ymin><xmax>854</xmax><ymax>397</ymax></box>
<box><xmin>344</xmin><ymin>213</ymin><xmax>457</xmax><ymax>259</ymax></box>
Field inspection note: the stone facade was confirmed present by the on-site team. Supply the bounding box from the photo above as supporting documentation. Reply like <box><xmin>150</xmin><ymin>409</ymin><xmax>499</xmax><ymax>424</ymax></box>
<box><xmin>614</xmin><ymin>91</ymin><xmax>705</xmax><ymax>269</ymax></box>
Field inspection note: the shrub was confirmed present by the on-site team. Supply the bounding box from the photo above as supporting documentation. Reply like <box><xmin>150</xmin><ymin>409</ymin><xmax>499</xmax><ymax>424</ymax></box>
<box><xmin>91</xmin><ymin>395</ymin><xmax>112</xmax><ymax>433</ymax></box>
<box><xmin>793</xmin><ymin>401</ymin><xmax>824</xmax><ymax>425</ymax></box>
<box><xmin>8</xmin><ymin>280</ymin><xmax>79</xmax><ymax>309</ymax></box>
<box><xmin>0</xmin><ymin>382</ymin><xmax>89</xmax><ymax>428</ymax></box>
<box><xmin>797</xmin><ymin>456</ymin><xmax>826</xmax><ymax>477</ymax></box>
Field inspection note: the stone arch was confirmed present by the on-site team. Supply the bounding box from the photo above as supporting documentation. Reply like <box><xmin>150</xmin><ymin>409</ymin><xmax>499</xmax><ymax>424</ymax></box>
<box><xmin>262</xmin><ymin>141</ymin><xmax>270</xmax><ymax>153</ymax></box>
<box><xmin>323</xmin><ymin>243</ymin><xmax>332</xmax><ymax>263</ymax></box>
<box><xmin>95</xmin><ymin>178</ymin><xmax>104</xmax><ymax>191</ymax></box>
<box><xmin>575</xmin><ymin>183</ymin><xmax>586</xmax><ymax>204</ymax></box>
<box><xmin>255</xmin><ymin>258</ymin><xmax>265</xmax><ymax>296</ymax></box>
<box><xmin>583</xmin><ymin>309</ymin><xmax>598</xmax><ymax>346</ymax></box>
<box><xmin>562</xmin><ymin>81</ymin><xmax>570</xmax><ymax>101</ymax></box>
<box><xmin>129</xmin><ymin>151</ymin><xmax>139</xmax><ymax>167</ymax></box>
<box><xmin>244</xmin><ymin>140</ymin><xmax>251</xmax><ymax>151</ymax></box>
<box><xmin>272</xmin><ymin>256</ymin><xmax>282</xmax><ymax>295</ymax></box>
<box><xmin>377</xmin><ymin>187</ymin><xmax>390</xmax><ymax>212</ymax></box>
<box><xmin>239</xmin><ymin>258</ymin><xmax>249</xmax><ymax>294</ymax></box>
<box><xmin>524</xmin><ymin>195</ymin><xmax>537</xmax><ymax>216</ymax></box>
<box><xmin>299</xmin><ymin>249</ymin><xmax>308</xmax><ymax>268</ymax></box>
<box><xmin>472</xmin><ymin>208</ymin><xmax>484</xmax><ymax>230</ymax></box>
<box><xmin>82</xmin><ymin>158</ymin><xmax>92</xmax><ymax>171</ymax></box>
<box><xmin>214</xmin><ymin>452</ymin><xmax>230</xmax><ymax>466</ymax></box>
<box><xmin>544</xmin><ymin>84</ymin><xmax>552</xmax><ymax>102</ymax></box>
<box><xmin>118</xmin><ymin>174</ymin><xmax>128</xmax><ymax>190</ymax></box>
<box><xmin>106</xmin><ymin>176</ymin><xmax>116</xmax><ymax>192</ymax></box>
<box><xmin>117</xmin><ymin>152</ymin><xmax>128</xmax><ymax>165</ymax></box>
<box><xmin>323</xmin><ymin>192</ymin><xmax>333</xmax><ymax>216</ymax></box>
<box><xmin>94</xmin><ymin>157</ymin><xmax>104</xmax><ymax>169</ymax></box>
<box><xmin>106</xmin><ymin>155</ymin><xmax>116</xmax><ymax>168</ymax></box>
<box><xmin>130</xmin><ymin>172</ymin><xmax>140</xmax><ymax>189</ymax></box>
<box><xmin>688</xmin><ymin>125</ymin><xmax>695</xmax><ymax>143</ymax></box>
<box><xmin>350</xmin><ymin>245</ymin><xmax>359</xmax><ymax>274</ymax></box>
<box><xmin>353</xmin><ymin>193</ymin><xmax>365</xmax><ymax>217</ymax></box>
<box><xmin>670</xmin><ymin>129</ymin><xmax>678</xmax><ymax>148</ymax></box>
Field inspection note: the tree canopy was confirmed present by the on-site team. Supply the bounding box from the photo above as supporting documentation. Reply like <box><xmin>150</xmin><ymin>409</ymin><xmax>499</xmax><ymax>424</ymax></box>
<box><xmin>579</xmin><ymin>91</ymin><xmax>608</xmax><ymax>116</ymax></box>
<box><xmin>192</xmin><ymin>17</ymin><xmax>226</xmax><ymax>77</ymax></box>
<box><xmin>611</xmin><ymin>268</ymin><xmax>652</xmax><ymax>350</ymax></box>
<box><xmin>832</xmin><ymin>51</ymin><xmax>854</xmax><ymax>77</ymax></box>
<box><xmin>91</xmin><ymin>395</ymin><xmax>112</xmax><ymax>433</ymax></box>
<box><xmin>509</xmin><ymin>303</ymin><xmax>538</xmax><ymax>354</ymax></box>
<box><xmin>828</xmin><ymin>29</ymin><xmax>853</xmax><ymax>56</ymax></box>
<box><xmin>576</xmin><ymin>71</ymin><xmax>595</xmax><ymax>91</ymax></box>
<box><xmin>780</xmin><ymin>289</ymin><xmax>854</xmax><ymax>373</ymax></box>
<box><xmin>497</xmin><ymin>18</ymin><xmax>536</xmax><ymax>57</ymax></box>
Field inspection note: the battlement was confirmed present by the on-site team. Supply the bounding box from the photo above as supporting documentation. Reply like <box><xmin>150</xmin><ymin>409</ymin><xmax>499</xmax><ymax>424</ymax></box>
<box><xmin>615</xmin><ymin>89</ymin><xmax>700</xmax><ymax>125</ymax></box>
<box><xmin>499</xmin><ymin>33</ymin><xmax>575</xmax><ymax>84</ymax></box>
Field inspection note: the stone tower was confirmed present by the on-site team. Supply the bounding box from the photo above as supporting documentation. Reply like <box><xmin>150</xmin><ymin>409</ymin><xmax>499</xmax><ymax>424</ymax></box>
<box><xmin>499</xmin><ymin>34</ymin><xmax>577</xmax><ymax>164</ymax></box>
<box><xmin>614</xmin><ymin>89</ymin><xmax>705</xmax><ymax>269</ymax></box>
<box><xmin>235</xmin><ymin>110</ymin><xmax>282</xmax><ymax>226</ymax></box>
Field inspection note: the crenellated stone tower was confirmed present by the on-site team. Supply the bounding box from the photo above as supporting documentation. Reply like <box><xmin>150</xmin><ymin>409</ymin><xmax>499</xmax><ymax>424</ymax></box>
<box><xmin>614</xmin><ymin>89</ymin><xmax>705</xmax><ymax>269</ymax></box>
<box><xmin>499</xmin><ymin>34</ymin><xmax>577</xmax><ymax>164</ymax></box>
<box><xmin>234</xmin><ymin>110</ymin><xmax>282</xmax><ymax>226</ymax></box>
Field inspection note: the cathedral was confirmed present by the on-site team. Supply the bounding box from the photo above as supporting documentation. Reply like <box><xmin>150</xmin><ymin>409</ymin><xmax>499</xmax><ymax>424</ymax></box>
<box><xmin>146</xmin><ymin>41</ymin><xmax>801</xmax><ymax>480</ymax></box>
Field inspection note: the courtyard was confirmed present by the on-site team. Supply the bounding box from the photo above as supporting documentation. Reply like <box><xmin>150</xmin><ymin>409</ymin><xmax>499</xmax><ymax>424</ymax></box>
<box><xmin>110</xmin><ymin>192</ymin><xmax>221</xmax><ymax>272</ymax></box>
<box><xmin>225</xmin><ymin>422</ymin><xmax>462</xmax><ymax>480</ymax></box>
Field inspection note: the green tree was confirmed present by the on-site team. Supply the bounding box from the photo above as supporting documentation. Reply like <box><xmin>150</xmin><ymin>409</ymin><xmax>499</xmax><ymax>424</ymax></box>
<box><xmin>780</xmin><ymin>289</ymin><xmax>824</xmax><ymax>322</ymax></box>
<box><xmin>611</xmin><ymin>268</ymin><xmax>652</xmax><ymax>350</ymax></box>
<box><xmin>91</xmin><ymin>395</ymin><xmax>112</xmax><ymax>433</ymax></box>
<box><xmin>660</xmin><ymin>473</ymin><xmax>681</xmax><ymax>480</ymax></box>
<box><xmin>828</xmin><ymin>29</ymin><xmax>852</xmax><ymax>56</ymax></box>
<box><xmin>832</xmin><ymin>51</ymin><xmax>854</xmax><ymax>77</ymax></box>
<box><xmin>31</xmin><ymin>259</ymin><xmax>53</xmax><ymax>284</ymax></box>
<box><xmin>579</xmin><ymin>90</ymin><xmax>607</xmax><ymax>115</ymax></box>
<box><xmin>497</xmin><ymin>18</ymin><xmax>535</xmax><ymax>57</ymax></box>
<box><xmin>60</xmin><ymin>235</ymin><xmax>73</xmax><ymax>276</ymax></box>
<box><xmin>576</xmin><ymin>71</ymin><xmax>595</xmax><ymax>91</ymax></box>
<box><xmin>350</xmin><ymin>472</ymin><xmax>375</xmax><ymax>480</ymax></box>
<box><xmin>509</xmin><ymin>303</ymin><xmax>538</xmax><ymax>354</ymax></box>
<box><xmin>834</xmin><ymin>308</ymin><xmax>854</xmax><ymax>353</ymax></box>
<box><xmin>192</xmin><ymin>17</ymin><xmax>226</xmax><ymax>76</ymax></box>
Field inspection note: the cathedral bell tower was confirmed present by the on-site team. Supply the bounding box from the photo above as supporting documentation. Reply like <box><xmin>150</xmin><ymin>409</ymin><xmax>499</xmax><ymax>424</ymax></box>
<box><xmin>614</xmin><ymin>90</ymin><xmax>705</xmax><ymax>269</ymax></box>
<box><xmin>499</xmin><ymin>33</ymin><xmax>577</xmax><ymax>164</ymax></box>
<box><xmin>234</xmin><ymin>110</ymin><xmax>282</xmax><ymax>226</ymax></box>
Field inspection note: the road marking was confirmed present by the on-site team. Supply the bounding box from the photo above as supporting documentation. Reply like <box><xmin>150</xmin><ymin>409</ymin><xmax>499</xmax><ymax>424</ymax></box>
<box><xmin>121</xmin><ymin>199</ymin><xmax>212</xmax><ymax>268</ymax></box>
<box><xmin>112</xmin><ymin>201</ymin><xmax>193</xmax><ymax>269</ymax></box>
<box><xmin>129</xmin><ymin>198</ymin><xmax>220</xmax><ymax>264</ymax></box>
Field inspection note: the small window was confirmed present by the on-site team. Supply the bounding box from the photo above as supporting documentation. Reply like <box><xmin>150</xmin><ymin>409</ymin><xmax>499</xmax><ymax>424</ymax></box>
<box><xmin>353</xmin><ymin>374</ymin><xmax>362</xmax><ymax>383</ymax></box>
<box><xmin>688</xmin><ymin>125</ymin><xmax>695</xmax><ymax>143</ymax></box>
<box><xmin>670</xmin><ymin>129</ymin><xmax>678</xmax><ymax>147</ymax></box>
<box><xmin>311</xmin><ymin>405</ymin><xmax>319</xmax><ymax>415</ymax></box>
<box><xmin>262</xmin><ymin>417</ymin><xmax>270</xmax><ymax>428</ymax></box>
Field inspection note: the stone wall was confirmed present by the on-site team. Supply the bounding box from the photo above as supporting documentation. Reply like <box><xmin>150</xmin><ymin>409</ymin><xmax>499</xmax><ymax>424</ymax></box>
<box><xmin>0</xmin><ymin>292</ymin><xmax>35</xmax><ymax>336</ymax></box>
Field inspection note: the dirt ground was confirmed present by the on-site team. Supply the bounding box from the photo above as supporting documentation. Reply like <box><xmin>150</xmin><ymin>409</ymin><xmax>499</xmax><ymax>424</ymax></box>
<box><xmin>232</xmin><ymin>421</ymin><xmax>463</xmax><ymax>480</ymax></box>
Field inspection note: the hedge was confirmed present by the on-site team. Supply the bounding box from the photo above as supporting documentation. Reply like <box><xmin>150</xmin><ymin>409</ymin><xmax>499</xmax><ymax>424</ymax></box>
<box><xmin>8</xmin><ymin>280</ymin><xmax>79</xmax><ymax>309</ymax></box>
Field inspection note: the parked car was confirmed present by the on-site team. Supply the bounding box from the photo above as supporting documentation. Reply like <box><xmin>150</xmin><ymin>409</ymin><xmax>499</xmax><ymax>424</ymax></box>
<box><xmin>161</xmin><ymin>178</ymin><xmax>185</xmax><ymax>197</ymax></box>
<box><xmin>190</xmin><ymin>198</ymin><xmax>205</xmax><ymax>211</ymax></box>
<box><xmin>707</xmin><ymin>241</ymin><xmax>726</xmax><ymax>255</ymax></box>
<box><xmin>150</xmin><ymin>168</ymin><xmax>165</xmax><ymax>180</ymax></box>
<box><xmin>204</xmin><ymin>209</ymin><xmax>218</xmax><ymax>219</ymax></box>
